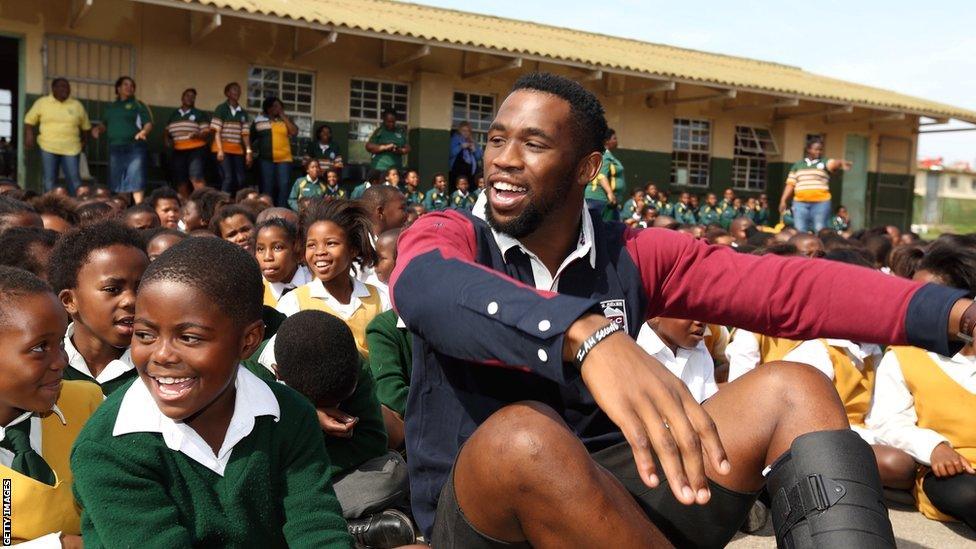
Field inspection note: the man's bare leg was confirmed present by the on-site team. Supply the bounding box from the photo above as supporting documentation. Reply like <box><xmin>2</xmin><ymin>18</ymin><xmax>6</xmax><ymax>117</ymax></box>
<box><xmin>452</xmin><ymin>401</ymin><xmax>670</xmax><ymax>547</ymax></box>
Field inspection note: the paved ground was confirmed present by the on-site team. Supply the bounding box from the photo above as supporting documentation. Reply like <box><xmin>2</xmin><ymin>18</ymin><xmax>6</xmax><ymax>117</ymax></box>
<box><xmin>727</xmin><ymin>499</ymin><xmax>976</xmax><ymax>548</ymax></box>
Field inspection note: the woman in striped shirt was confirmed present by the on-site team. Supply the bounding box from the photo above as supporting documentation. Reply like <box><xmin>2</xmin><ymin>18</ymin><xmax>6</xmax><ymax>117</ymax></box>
<box><xmin>779</xmin><ymin>136</ymin><xmax>851</xmax><ymax>233</ymax></box>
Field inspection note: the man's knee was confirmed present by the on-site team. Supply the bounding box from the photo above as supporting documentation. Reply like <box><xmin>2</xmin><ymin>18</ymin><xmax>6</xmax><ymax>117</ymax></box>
<box><xmin>468</xmin><ymin>401</ymin><xmax>575</xmax><ymax>464</ymax></box>
<box><xmin>754</xmin><ymin>361</ymin><xmax>848</xmax><ymax>428</ymax></box>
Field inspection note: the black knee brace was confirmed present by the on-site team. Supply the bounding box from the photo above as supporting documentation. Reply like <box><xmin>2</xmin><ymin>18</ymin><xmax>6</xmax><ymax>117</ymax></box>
<box><xmin>766</xmin><ymin>429</ymin><xmax>895</xmax><ymax>549</ymax></box>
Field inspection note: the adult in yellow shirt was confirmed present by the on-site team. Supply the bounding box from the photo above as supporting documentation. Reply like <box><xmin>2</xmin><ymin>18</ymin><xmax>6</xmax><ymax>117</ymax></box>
<box><xmin>252</xmin><ymin>96</ymin><xmax>298</xmax><ymax>207</ymax></box>
<box><xmin>24</xmin><ymin>78</ymin><xmax>93</xmax><ymax>193</ymax></box>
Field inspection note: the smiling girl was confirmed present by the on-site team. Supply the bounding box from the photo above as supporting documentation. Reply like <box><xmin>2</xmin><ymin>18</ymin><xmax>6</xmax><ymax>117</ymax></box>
<box><xmin>49</xmin><ymin>220</ymin><xmax>149</xmax><ymax>396</ymax></box>
<box><xmin>0</xmin><ymin>266</ymin><xmax>102</xmax><ymax>546</ymax></box>
<box><xmin>252</xmin><ymin>217</ymin><xmax>311</xmax><ymax>308</ymax></box>
<box><xmin>276</xmin><ymin>199</ymin><xmax>389</xmax><ymax>357</ymax></box>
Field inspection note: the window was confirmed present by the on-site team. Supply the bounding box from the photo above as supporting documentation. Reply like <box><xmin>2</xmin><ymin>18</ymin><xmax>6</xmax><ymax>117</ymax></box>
<box><xmin>949</xmin><ymin>176</ymin><xmax>959</xmax><ymax>189</ymax></box>
<box><xmin>732</xmin><ymin>126</ymin><xmax>778</xmax><ymax>191</ymax></box>
<box><xmin>671</xmin><ymin>119</ymin><xmax>710</xmax><ymax>187</ymax></box>
<box><xmin>0</xmin><ymin>89</ymin><xmax>11</xmax><ymax>140</ymax></box>
<box><xmin>970</xmin><ymin>179</ymin><xmax>976</xmax><ymax>192</ymax></box>
<box><xmin>348</xmin><ymin>79</ymin><xmax>410</xmax><ymax>165</ymax></box>
<box><xmin>452</xmin><ymin>92</ymin><xmax>495</xmax><ymax>146</ymax></box>
<box><xmin>247</xmin><ymin>66</ymin><xmax>315</xmax><ymax>138</ymax></box>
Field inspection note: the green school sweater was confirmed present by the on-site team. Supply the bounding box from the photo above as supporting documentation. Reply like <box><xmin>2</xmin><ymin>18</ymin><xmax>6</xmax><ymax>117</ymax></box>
<box><xmin>62</xmin><ymin>367</ymin><xmax>138</xmax><ymax>397</ymax></box>
<box><xmin>365</xmin><ymin>310</ymin><xmax>413</xmax><ymax>417</ymax></box>
<box><xmin>324</xmin><ymin>360</ymin><xmax>388</xmax><ymax>479</ymax></box>
<box><xmin>71</xmin><ymin>378</ymin><xmax>352</xmax><ymax>548</ymax></box>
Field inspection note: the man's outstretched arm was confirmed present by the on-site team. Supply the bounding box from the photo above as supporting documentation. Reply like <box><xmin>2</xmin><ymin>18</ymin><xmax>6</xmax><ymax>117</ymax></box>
<box><xmin>625</xmin><ymin>227</ymin><xmax>971</xmax><ymax>356</ymax></box>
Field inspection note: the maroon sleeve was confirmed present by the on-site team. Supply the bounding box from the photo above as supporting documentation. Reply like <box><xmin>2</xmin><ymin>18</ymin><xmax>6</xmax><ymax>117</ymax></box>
<box><xmin>625</xmin><ymin>228</ymin><xmax>920</xmax><ymax>345</ymax></box>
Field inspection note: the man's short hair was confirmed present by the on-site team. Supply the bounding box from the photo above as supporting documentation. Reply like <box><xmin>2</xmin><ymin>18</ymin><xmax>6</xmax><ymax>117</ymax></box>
<box><xmin>274</xmin><ymin>310</ymin><xmax>360</xmax><ymax>406</ymax></box>
<box><xmin>147</xmin><ymin>187</ymin><xmax>181</xmax><ymax>209</ymax></box>
<box><xmin>141</xmin><ymin>237</ymin><xmax>263</xmax><ymax>327</ymax></box>
<box><xmin>362</xmin><ymin>184</ymin><xmax>403</xmax><ymax>210</ymax></box>
<box><xmin>511</xmin><ymin>72</ymin><xmax>608</xmax><ymax>158</ymax></box>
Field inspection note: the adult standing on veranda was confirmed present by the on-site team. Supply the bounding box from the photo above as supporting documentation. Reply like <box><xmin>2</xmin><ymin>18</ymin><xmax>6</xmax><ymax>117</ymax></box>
<box><xmin>366</xmin><ymin>109</ymin><xmax>410</xmax><ymax>172</ymax></box>
<box><xmin>24</xmin><ymin>78</ymin><xmax>93</xmax><ymax>193</ymax></box>
<box><xmin>779</xmin><ymin>136</ymin><xmax>851</xmax><ymax>233</ymax></box>
<box><xmin>449</xmin><ymin>121</ymin><xmax>483</xmax><ymax>188</ymax></box>
<box><xmin>210</xmin><ymin>82</ymin><xmax>252</xmax><ymax>195</ymax></box>
<box><xmin>163</xmin><ymin>88</ymin><xmax>210</xmax><ymax>197</ymax></box>
<box><xmin>252</xmin><ymin>96</ymin><xmax>299</xmax><ymax>207</ymax></box>
<box><xmin>91</xmin><ymin>76</ymin><xmax>153</xmax><ymax>204</ymax></box>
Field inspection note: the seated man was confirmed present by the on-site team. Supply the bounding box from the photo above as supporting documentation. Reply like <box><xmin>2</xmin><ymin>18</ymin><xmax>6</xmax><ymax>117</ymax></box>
<box><xmin>390</xmin><ymin>73</ymin><xmax>974</xmax><ymax>547</ymax></box>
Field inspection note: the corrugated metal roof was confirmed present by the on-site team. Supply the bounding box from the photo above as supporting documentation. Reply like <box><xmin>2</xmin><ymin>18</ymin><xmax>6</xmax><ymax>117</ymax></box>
<box><xmin>171</xmin><ymin>0</ymin><xmax>976</xmax><ymax>123</ymax></box>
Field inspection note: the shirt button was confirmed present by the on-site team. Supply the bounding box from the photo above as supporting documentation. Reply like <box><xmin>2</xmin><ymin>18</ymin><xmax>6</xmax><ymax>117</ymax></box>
<box><xmin>537</xmin><ymin>349</ymin><xmax>548</xmax><ymax>362</ymax></box>
<box><xmin>487</xmin><ymin>302</ymin><xmax>499</xmax><ymax>315</ymax></box>
<box><xmin>538</xmin><ymin>319</ymin><xmax>551</xmax><ymax>332</ymax></box>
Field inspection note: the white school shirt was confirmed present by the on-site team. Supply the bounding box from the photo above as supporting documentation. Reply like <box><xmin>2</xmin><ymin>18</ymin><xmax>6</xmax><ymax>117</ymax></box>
<box><xmin>112</xmin><ymin>367</ymin><xmax>280</xmax><ymax>476</ymax></box>
<box><xmin>865</xmin><ymin>349</ymin><xmax>976</xmax><ymax>465</ymax></box>
<box><xmin>266</xmin><ymin>264</ymin><xmax>313</xmax><ymax>303</ymax></box>
<box><xmin>472</xmin><ymin>192</ymin><xmax>596</xmax><ymax>292</ymax></box>
<box><xmin>636</xmin><ymin>323</ymin><xmax>718</xmax><ymax>404</ymax></box>
<box><xmin>725</xmin><ymin>329</ymin><xmax>761</xmax><ymax>382</ymax></box>
<box><xmin>783</xmin><ymin>339</ymin><xmax>882</xmax><ymax>443</ymax></box>
<box><xmin>0</xmin><ymin>406</ymin><xmax>65</xmax><ymax>467</ymax></box>
<box><xmin>275</xmin><ymin>277</ymin><xmax>390</xmax><ymax>320</ymax></box>
<box><xmin>64</xmin><ymin>323</ymin><xmax>136</xmax><ymax>386</ymax></box>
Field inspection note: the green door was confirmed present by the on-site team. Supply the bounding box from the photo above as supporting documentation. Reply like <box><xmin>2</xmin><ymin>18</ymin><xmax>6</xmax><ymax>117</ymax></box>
<box><xmin>842</xmin><ymin>134</ymin><xmax>869</xmax><ymax>230</ymax></box>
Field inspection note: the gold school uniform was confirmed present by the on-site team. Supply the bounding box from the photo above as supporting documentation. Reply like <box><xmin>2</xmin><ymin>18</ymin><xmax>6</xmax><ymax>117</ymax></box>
<box><xmin>725</xmin><ymin>329</ymin><xmax>803</xmax><ymax>381</ymax></box>
<box><xmin>871</xmin><ymin>346</ymin><xmax>976</xmax><ymax>522</ymax></box>
<box><xmin>262</xmin><ymin>265</ymin><xmax>313</xmax><ymax>308</ymax></box>
<box><xmin>1</xmin><ymin>381</ymin><xmax>102</xmax><ymax>543</ymax></box>
<box><xmin>275</xmin><ymin>278</ymin><xmax>390</xmax><ymax>358</ymax></box>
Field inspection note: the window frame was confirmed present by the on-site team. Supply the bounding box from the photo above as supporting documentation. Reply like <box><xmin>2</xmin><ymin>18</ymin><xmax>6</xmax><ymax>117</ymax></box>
<box><xmin>732</xmin><ymin>125</ymin><xmax>778</xmax><ymax>191</ymax></box>
<box><xmin>452</xmin><ymin>91</ymin><xmax>496</xmax><ymax>146</ymax></box>
<box><xmin>246</xmin><ymin>65</ymin><xmax>316</xmax><ymax>140</ymax></box>
<box><xmin>347</xmin><ymin>78</ymin><xmax>411</xmax><ymax>165</ymax></box>
<box><xmin>671</xmin><ymin>118</ymin><xmax>711</xmax><ymax>188</ymax></box>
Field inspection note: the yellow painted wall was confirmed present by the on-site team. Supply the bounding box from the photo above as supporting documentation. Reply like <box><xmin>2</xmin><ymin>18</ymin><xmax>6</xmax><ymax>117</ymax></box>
<box><xmin>3</xmin><ymin>0</ymin><xmax>918</xmax><ymax>174</ymax></box>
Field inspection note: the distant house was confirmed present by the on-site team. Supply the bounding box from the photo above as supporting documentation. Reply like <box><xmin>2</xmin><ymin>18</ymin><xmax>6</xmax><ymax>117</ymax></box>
<box><xmin>914</xmin><ymin>159</ymin><xmax>976</xmax><ymax>227</ymax></box>
<box><xmin>4</xmin><ymin>0</ymin><xmax>976</xmax><ymax>229</ymax></box>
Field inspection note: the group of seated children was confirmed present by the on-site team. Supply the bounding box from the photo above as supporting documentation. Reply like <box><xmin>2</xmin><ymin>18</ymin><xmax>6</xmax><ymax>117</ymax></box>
<box><xmin>1</xmin><ymin>174</ymin><xmax>973</xmax><ymax>547</ymax></box>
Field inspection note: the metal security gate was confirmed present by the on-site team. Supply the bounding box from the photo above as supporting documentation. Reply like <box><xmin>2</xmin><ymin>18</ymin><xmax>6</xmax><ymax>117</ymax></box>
<box><xmin>872</xmin><ymin>136</ymin><xmax>914</xmax><ymax>229</ymax></box>
<box><xmin>42</xmin><ymin>35</ymin><xmax>135</xmax><ymax>175</ymax></box>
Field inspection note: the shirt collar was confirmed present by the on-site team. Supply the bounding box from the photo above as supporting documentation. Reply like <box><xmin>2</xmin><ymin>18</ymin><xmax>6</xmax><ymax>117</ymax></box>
<box><xmin>308</xmin><ymin>277</ymin><xmax>371</xmax><ymax>301</ymax></box>
<box><xmin>0</xmin><ymin>405</ymin><xmax>65</xmax><ymax>439</ymax></box>
<box><xmin>804</xmin><ymin>157</ymin><xmax>823</xmax><ymax>165</ymax></box>
<box><xmin>825</xmin><ymin>339</ymin><xmax>882</xmax><ymax>361</ymax></box>
<box><xmin>268</xmin><ymin>265</ymin><xmax>312</xmax><ymax>300</ymax></box>
<box><xmin>112</xmin><ymin>367</ymin><xmax>280</xmax><ymax>475</ymax></box>
<box><xmin>64</xmin><ymin>323</ymin><xmax>136</xmax><ymax>383</ymax></box>
<box><xmin>227</xmin><ymin>102</ymin><xmax>242</xmax><ymax>115</ymax></box>
<box><xmin>472</xmin><ymin>192</ymin><xmax>597</xmax><ymax>270</ymax></box>
<box><xmin>178</xmin><ymin>107</ymin><xmax>192</xmax><ymax>116</ymax></box>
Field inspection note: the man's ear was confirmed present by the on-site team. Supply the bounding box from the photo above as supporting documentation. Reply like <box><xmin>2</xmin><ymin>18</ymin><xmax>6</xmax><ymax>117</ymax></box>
<box><xmin>239</xmin><ymin>319</ymin><xmax>266</xmax><ymax>359</ymax></box>
<box><xmin>59</xmin><ymin>289</ymin><xmax>78</xmax><ymax>316</ymax></box>
<box><xmin>578</xmin><ymin>150</ymin><xmax>604</xmax><ymax>186</ymax></box>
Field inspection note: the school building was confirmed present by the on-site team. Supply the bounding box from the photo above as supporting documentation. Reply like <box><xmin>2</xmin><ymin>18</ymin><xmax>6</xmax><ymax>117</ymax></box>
<box><xmin>3</xmin><ymin>0</ymin><xmax>976</xmax><ymax>228</ymax></box>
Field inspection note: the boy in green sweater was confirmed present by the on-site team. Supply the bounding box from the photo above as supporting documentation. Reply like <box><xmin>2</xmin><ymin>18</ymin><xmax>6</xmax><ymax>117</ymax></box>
<box><xmin>70</xmin><ymin>237</ymin><xmax>352</xmax><ymax>548</ymax></box>
<box><xmin>273</xmin><ymin>310</ymin><xmax>415</xmax><ymax>548</ymax></box>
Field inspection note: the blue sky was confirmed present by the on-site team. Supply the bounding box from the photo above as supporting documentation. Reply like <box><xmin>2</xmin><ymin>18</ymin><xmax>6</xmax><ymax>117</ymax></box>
<box><xmin>413</xmin><ymin>0</ymin><xmax>976</xmax><ymax>164</ymax></box>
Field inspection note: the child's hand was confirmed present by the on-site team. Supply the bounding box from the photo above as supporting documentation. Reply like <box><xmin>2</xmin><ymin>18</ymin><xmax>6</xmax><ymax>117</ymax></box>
<box><xmin>316</xmin><ymin>407</ymin><xmax>359</xmax><ymax>439</ymax></box>
<box><xmin>930</xmin><ymin>442</ymin><xmax>975</xmax><ymax>477</ymax></box>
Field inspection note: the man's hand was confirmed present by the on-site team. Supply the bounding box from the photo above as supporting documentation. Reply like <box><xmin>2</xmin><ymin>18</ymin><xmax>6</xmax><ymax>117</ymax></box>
<box><xmin>90</xmin><ymin>125</ymin><xmax>103</xmax><ymax>139</ymax></box>
<box><xmin>245</xmin><ymin>151</ymin><xmax>253</xmax><ymax>168</ymax></box>
<box><xmin>778</xmin><ymin>202</ymin><xmax>789</xmax><ymax>214</ymax></box>
<box><xmin>930</xmin><ymin>442</ymin><xmax>974</xmax><ymax>478</ymax></box>
<box><xmin>317</xmin><ymin>407</ymin><xmax>359</xmax><ymax>439</ymax></box>
<box><xmin>216</xmin><ymin>150</ymin><xmax>225</xmax><ymax>162</ymax></box>
<box><xmin>24</xmin><ymin>131</ymin><xmax>35</xmax><ymax>150</ymax></box>
<box><xmin>134</xmin><ymin>130</ymin><xmax>148</xmax><ymax>141</ymax></box>
<box><xmin>565</xmin><ymin>314</ymin><xmax>730</xmax><ymax>506</ymax></box>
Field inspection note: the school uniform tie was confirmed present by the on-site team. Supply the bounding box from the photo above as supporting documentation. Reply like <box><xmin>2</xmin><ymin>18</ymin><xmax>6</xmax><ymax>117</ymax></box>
<box><xmin>280</xmin><ymin>285</ymin><xmax>296</xmax><ymax>298</ymax></box>
<box><xmin>1</xmin><ymin>420</ymin><xmax>56</xmax><ymax>485</ymax></box>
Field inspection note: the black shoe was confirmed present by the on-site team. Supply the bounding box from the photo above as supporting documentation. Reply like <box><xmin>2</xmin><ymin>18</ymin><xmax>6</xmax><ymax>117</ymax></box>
<box><xmin>348</xmin><ymin>509</ymin><xmax>416</xmax><ymax>548</ymax></box>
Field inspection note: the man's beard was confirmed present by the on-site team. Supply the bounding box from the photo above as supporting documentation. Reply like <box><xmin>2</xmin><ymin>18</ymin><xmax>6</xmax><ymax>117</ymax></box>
<box><xmin>485</xmin><ymin>171</ymin><xmax>575</xmax><ymax>239</ymax></box>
